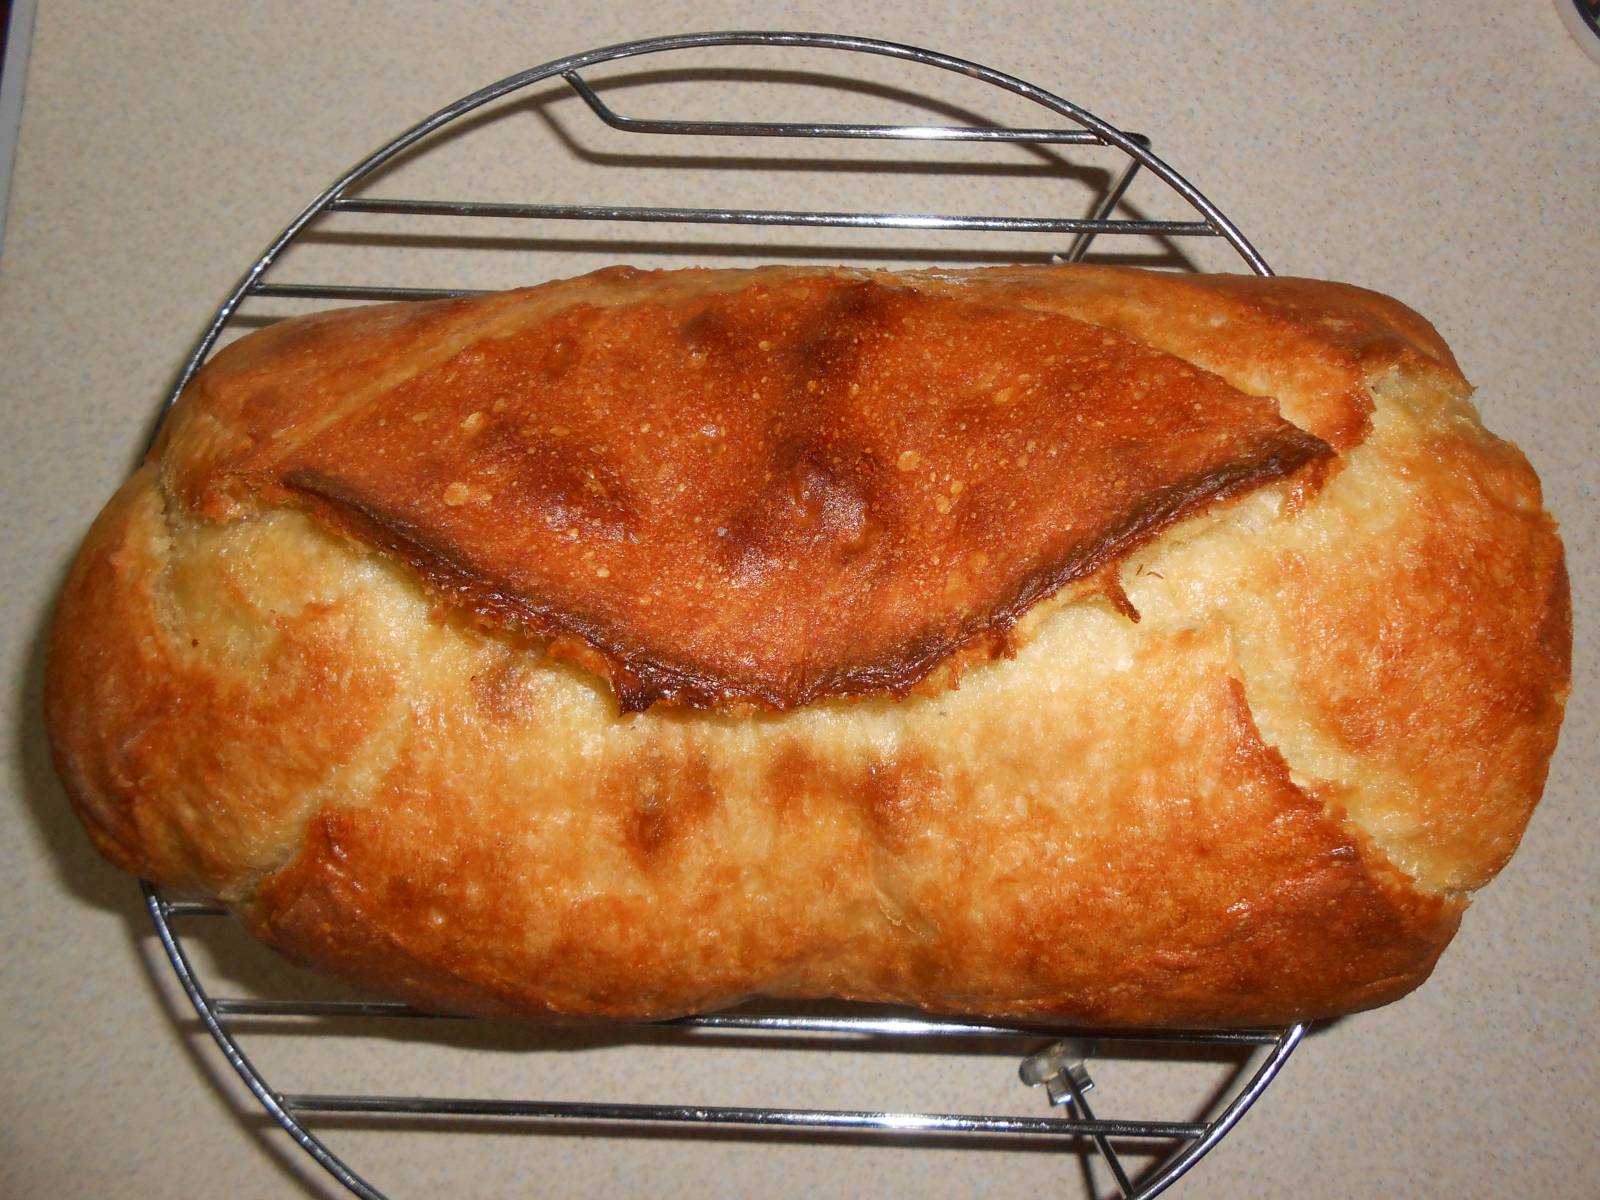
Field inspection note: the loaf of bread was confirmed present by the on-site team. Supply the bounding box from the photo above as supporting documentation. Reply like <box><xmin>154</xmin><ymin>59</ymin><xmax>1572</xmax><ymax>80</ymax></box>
<box><xmin>45</xmin><ymin>264</ymin><xmax>1569</xmax><ymax>1026</ymax></box>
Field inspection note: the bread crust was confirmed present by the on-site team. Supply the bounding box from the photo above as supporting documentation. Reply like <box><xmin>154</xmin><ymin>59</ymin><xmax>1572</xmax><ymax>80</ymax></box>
<box><xmin>44</xmin><ymin>265</ymin><xmax>1569</xmax><ymax>1024</ymax></box>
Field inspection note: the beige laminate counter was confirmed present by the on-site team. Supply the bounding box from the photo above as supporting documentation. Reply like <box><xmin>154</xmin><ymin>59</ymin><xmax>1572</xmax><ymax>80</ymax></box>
<box><xmin>2</xmin><ymin>3</ymin><xmax>1595</xmax><ymax>1197</ymax></box>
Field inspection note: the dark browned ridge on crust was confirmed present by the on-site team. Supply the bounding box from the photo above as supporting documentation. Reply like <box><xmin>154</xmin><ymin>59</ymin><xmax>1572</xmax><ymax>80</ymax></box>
<box><xmin>291</xmin><ymin>434</ymin><xmax>1328</xmax><ymax>711</ymax></box>
<box><xmin>275</xmin><ymin>274</ymin><xmax>1334</xmax><ymax>712</ymax></box>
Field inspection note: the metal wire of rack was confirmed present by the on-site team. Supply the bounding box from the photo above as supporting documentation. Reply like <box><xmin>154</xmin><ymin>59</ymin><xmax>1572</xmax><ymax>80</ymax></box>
<box><xmin>138</xmin><ymin>30</ymin><xmax>1309</xmax><ymax>1200</ymax></box>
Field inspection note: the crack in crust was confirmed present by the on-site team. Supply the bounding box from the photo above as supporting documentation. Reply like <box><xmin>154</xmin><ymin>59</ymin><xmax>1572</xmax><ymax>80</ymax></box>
<box><xmin>181</xmin><ymin>268</ymin><xmax>1340</xmax><ymax>713</ymax></box>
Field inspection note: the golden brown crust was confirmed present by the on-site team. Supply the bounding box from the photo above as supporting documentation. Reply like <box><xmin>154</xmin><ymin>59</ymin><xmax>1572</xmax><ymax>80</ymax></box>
<box><xmin>1248</xmin><ymin>383</ymin><xmax>1571</xmax><ymax>891</ymax></box>
<box><xmin>44</xmin><ymin>264</ymin><xmax>1569</xmax><ymax>1025</ymax></box>
<box><xmin>952</xmin><ymin>266</ymin><xmax>1465</xmax><ymax>451</ymax></box>
<box><xmin>241</xmin><ymin>637</ymin><xmax>1463</xmax><ymax>1025</ymax></box>
<box><xmin>43</xmin><ymin>471</ymin><xmax>399</xmax><ymax>896</ymax></box>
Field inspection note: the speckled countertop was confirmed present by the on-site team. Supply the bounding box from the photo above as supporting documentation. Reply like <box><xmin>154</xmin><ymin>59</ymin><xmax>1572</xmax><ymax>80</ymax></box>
<box><xmin>2</xmin><ymin>3</ymin><xmax>1595</xmax><ymax>1197</ymax></box>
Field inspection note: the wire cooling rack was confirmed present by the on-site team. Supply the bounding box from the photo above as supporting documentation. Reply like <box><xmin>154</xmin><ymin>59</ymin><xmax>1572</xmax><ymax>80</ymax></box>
<box><xmin>139</xmin><ymin>30</ymin><xmax>1308</xmax><ymax>1200</ymax></box>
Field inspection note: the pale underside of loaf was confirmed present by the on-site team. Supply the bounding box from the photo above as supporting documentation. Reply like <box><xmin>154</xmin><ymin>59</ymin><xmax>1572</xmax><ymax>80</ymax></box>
<box><xmin>45</xmin><ymin>265</ymin><xmax>1569</xmax><ymax>1025</ymax></box>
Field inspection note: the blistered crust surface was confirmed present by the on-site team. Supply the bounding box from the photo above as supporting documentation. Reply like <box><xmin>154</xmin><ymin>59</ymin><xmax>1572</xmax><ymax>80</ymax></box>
<box><xmin>44</xmin><ymin>265</ymin><xmax>1570</xmax><ymax>1024</ymax></box>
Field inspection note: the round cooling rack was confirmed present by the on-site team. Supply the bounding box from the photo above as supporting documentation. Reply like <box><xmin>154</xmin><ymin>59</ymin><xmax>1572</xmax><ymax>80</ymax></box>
<box><xmin>138</xmin><ymin>31</ymin><xmax>1309</xmax><ymax>1200</ymax></box>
